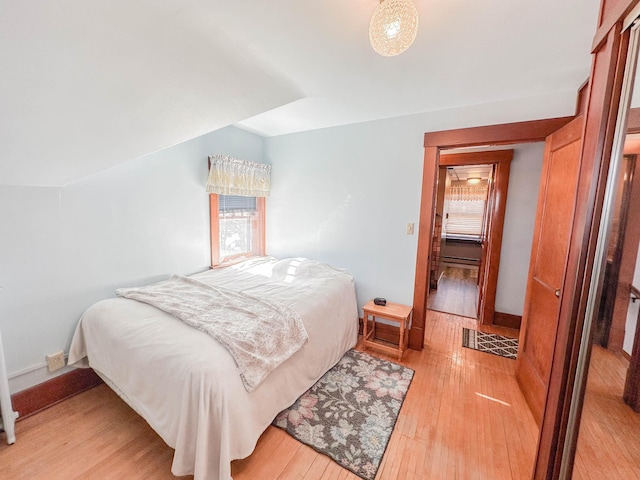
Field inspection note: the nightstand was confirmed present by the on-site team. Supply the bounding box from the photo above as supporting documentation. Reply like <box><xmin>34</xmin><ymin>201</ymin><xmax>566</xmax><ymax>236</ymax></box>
<box><xmin>362</xmin><ymin>300</ymin><xmax>413</xmax><ymax>361</ymax></box>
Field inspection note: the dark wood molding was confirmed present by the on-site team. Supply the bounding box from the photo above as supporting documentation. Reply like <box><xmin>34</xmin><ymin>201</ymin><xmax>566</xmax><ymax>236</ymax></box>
<box><xmin>410</xmin><ymin>146</ymin><xmax>439</xmax><ymax>350</ymax></box>
<box><xmin>592</xmin><ymin>0</ymin><xmax>637</xmax><ymax>52</ymax></box>
<box><xmin>481</xmin><ymin>158</ymin><xmax>512</xmax><ymax>325</ymax></box>
<box><xmin>11</xmin><ymin>368</ymin><xmax>103</xmax><ymax>421</ymax></box>
<box><xmin>439</xmin><ymin>149</ymin><xmax>514</xmax><ymax>165</ymax></box>
<box><xmin>576</xmin><ymin>79</ymin><xmax>590</xmax><ymax>116</ymax></box>
<box><xmin>493</xmin><ymin>311</ymin><xmax>522</xmax><ymax>330</ymax></box>
<box><xmin>423</xmin><ymin>117</ymin><xmax>573</xmax><ymax>150</ymax></box>
<box><xmin>534</xmin><ymin>19</ymin><xmax>629</xmax><ymax>480</ymax></box>
<box><xmin>438</xmin><ymin>150</ymin><xmax>514</xmax><ymax>326</ymax></box>
<box><xmin>413</xmin><ymin>120</ymin><xmax>571</xmax><ymax>351</ymax></box>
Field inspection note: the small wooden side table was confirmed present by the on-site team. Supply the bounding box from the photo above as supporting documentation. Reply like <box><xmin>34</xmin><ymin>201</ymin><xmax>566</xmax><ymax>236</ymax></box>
<box><xmin>362</xmin><ymin>300</ymin><xmax>413</xmax><ymax>361</ymax></box>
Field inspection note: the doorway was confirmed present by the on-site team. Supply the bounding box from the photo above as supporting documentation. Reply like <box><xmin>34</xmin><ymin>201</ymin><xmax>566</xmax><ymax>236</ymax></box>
<box><xmin>427</xmin><ymin>162</ymin><xmax>493</xmax><ymax>319</ymax></box>
<box><xmin>409</xmin><ymin>117</ymin><xmax>572</xmax><ymax>350</ymax></box>
<box><xmin>422</xmin><ymin>148</ymin><xmax>514</xmax><ymax>328</ymax></box>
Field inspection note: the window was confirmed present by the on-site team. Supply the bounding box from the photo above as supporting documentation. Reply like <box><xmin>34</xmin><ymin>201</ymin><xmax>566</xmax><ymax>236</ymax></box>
<box><xmin>209</xmin><ymin>194</ymin><xmax>265</xmax><ymax>266</ymax></box>
<box><xmin>445</xmin><ymin>183</ymin><xmax>488</xmax><ymax>240</ymax></box>
<box><xmin>206</xmin><ymin>154</ymin><xmax>270</xmax><ymax>266</ymax></box>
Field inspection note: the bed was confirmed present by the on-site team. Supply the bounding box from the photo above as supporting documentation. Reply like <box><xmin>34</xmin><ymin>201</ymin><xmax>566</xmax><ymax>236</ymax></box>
<box><xmin>68</xmin><ymin>256</ymin><xmax>358</xmax><ymax>480</ymax></box>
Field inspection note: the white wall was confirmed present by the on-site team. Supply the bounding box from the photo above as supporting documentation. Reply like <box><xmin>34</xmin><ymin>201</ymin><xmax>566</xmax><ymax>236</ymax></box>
<box><xmin>264</xmin><ymin>96</ymin><xmax>562</xmax><ymax>316</ymax></box>
<box><xmin>0</xmin><ymin>126</ymin><xmax>264</xmax><ymax>392</ymax></box>
<box><xmin>1</xmin><ymin>93</ymin><xmax>569</xmax><ymax>392</ymax></box>
<box><xmin>265</xmin><ymin>119</ymin><xmax>422</xmax><ymax>312</ymax></box>
<box><xmin>495</xmin><ymin>143</ymin><xmax>545</xmax><ymax>315</ymax></box>
<box><xmin>623</xmin><ymin>246</ymin><xmax>640</xmax><ymax>355</ymax></box>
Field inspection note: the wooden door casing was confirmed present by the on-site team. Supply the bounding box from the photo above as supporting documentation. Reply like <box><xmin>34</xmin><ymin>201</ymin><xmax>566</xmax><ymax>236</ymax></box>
<box><xmin>477</xmin><ymin>166</ymin><xmax>495</xmax><ymax>319</ymax></box>
<box><xmin>437</xmin><ymin>151</ymin><xmax>512</xmax><ymax>325</ymax></box>
<box><xmin>515</xmin><ymin>116</ymin><xmax>584</xmax><ymax>424</ymax></box>
<box><xmin>413</xmin><ymin>117</ymin><xmax>573</xmax><ymax>350</ymax></box>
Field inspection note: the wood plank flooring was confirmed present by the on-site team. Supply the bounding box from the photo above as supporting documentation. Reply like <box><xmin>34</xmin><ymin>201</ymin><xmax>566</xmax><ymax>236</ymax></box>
<box><xmin>573</xmin><ymin>345</ymin><xmax>640</xmax><ymax>479</ymax></box>
<box><xmin>428</xmin><ymin>266</ymin><xmax>479</xmax><ymax>318</ymax></box>
<box><xmin>0</xmin><ymin>311</ymin><xmax>537</xmax><ymax>479</ymax></box>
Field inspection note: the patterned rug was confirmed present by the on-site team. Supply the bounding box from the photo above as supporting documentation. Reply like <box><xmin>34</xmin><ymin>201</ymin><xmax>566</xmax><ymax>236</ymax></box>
<box><xmin>273</xmin><ymin>349</ymin><xmax>414</xmax><ymax>480</ymax></box>
<box><xmin>462</xmin><ymin>327</ymin><xmax>518</xmax><ymax>359</ymax></box>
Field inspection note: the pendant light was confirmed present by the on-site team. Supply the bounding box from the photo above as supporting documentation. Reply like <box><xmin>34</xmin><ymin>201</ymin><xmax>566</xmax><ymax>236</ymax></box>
<box><xmin>369</xmin><ymin>0</ymin><xmax>419</xmax><ymax>57</ymax></box>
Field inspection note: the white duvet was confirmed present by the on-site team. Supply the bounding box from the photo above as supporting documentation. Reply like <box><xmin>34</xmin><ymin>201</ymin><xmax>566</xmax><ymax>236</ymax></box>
<box><xmin>68</xmin><ymin>257</ymin><xmax>358</xmax><ymax>480</ymax></box>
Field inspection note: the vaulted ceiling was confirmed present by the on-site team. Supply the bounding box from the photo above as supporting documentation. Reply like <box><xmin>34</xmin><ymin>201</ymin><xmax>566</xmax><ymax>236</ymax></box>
<box><xmin>0</xmin><ymin>0</ymin><xmax>601</xmax><ymax>187</ymax></box>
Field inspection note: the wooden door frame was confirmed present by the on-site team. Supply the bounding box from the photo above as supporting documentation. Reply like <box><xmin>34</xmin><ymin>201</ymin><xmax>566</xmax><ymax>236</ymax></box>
<box><xmin>437</xmin><ymin>150</ymin><xmax>513</xmax><ymax>325</ymax></box>
<box><xmin>410</xmin><ymin>116</ymin><xmax>574</xmax><ymax>350</ymax></box>
<box><xmin>534</xmin><ymin>1</ymin><xmax>638</xmax><ymax>478</ymax></box>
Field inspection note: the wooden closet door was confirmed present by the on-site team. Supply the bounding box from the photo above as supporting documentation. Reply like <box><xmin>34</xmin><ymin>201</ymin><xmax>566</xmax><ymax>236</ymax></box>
<box><xmin>515</xmin><ymin>116</ymin><xmax>584</xmax><ymax>424</ymax></box>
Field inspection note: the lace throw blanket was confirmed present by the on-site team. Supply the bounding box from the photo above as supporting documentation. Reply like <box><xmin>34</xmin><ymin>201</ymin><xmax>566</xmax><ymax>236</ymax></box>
<box><xmin>116</xmin><ymin>275</ymin><xmax>308</xmax><ymax>392</ymax></box>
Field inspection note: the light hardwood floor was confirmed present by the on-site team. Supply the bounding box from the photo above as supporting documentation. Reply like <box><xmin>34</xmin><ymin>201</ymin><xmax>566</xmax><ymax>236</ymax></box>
<box><xmin>428</xmin><ymin>267</ymin><xmax>479</xmax><ymax>318</ymax></box>
<box><xmin>0</xmin><ymin>311</ymin><xmax>536</xmax><ymax>480</ymax></box>
<box><xmin>573</xmin><ymin>345</ymin><xmax>640</xmax><ymax>479</ymax></box>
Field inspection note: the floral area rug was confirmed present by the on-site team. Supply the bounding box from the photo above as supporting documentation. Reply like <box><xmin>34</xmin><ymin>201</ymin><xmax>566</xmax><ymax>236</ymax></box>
<box><xmin>462</xmin><ymin>327</ymin><xmax>518</xmax><ymax>359</ymax></box>
<box><xmin>272</xmin><ymin>349</ymin><xmax>414</xmax><ymax>480</ymax></box>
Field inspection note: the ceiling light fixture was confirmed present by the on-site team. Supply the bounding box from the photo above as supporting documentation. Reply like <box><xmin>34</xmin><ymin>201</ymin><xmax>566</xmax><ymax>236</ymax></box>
<box><xmin>467</xmin><ymin>177</ymin><xmax>482</xmax><ymax>185</ymax></box>
<box><xmin>369</xmin><ymin>0</ymin><xmax>419</xmax><ymax>57</ymax></box>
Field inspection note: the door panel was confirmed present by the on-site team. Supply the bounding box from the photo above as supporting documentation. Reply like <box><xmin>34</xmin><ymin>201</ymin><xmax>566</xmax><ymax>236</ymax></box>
<box><xmin>516</xmin><ymin>116</ymin><xmax>584</xmax><ymax>424</ymax></box>
<box><xmin>533</xmin><ymin>141</ymin><xmax>582</xmax><ymax>286</ymax></box>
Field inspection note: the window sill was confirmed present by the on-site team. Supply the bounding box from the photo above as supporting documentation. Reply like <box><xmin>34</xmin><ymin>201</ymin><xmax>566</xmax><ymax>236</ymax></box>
<box><xmin>210</xmin><ymin>253</ymin><xmax>261</xmax><ymax>269</ymax></box>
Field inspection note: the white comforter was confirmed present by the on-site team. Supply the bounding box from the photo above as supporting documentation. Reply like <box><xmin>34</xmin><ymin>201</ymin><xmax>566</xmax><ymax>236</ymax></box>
<box><xmin>68</xmin><ymin>257</ymin><xmax>358</xmax><ymax>480</ymax></box>
<box><xmin>116</xmin><ymin>274</ymin><xmax>309</xmax><ymax>392</ymax></box>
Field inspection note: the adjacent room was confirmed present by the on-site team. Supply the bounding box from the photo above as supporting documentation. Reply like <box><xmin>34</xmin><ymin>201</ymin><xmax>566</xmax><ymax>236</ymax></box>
<box><xmin>2</xmin><ymin>1</ymin><xmax>640</xmax><ymax>479</ymax></box>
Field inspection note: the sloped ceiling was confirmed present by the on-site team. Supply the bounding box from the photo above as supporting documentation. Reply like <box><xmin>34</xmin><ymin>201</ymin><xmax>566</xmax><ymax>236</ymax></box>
<box><xmin>0</xmin><ymin>0</ymin><xmax>600</xmax><ymax>187</ymax></box>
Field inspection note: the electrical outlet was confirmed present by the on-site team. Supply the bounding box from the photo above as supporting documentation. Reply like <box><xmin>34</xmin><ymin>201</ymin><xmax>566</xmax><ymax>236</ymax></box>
<box><xmin>46</xmin><ymin>351</ymin><xmax>66</xmax><ymax>372</ymax></box>
<box><xmin>406</xmin><ymin>223</ymin><xmax>415</xmax><ymax>235</ymax></box>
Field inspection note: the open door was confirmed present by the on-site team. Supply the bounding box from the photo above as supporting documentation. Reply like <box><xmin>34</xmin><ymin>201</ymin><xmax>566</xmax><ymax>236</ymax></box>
<box><xmin>477</xmin><ymin>164</ymin><xmax>496</xmax><ymax>319</ymax></box>
<box><xmin>515</xmin><ymin>115</ymin><xmax>585</xmax><ymax>424</ymax></box>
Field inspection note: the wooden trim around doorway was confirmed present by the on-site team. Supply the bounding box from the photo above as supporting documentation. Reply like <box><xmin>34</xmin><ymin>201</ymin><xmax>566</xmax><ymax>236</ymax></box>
<box><xmin>440</xmin><ymin>150</ymin><xmax>513</xmax><ymax>326</ymax></box>
<box><xmin>410</xmin><ymin>116</ymin><xmax>574</xmax><ymax>351</ymax></box>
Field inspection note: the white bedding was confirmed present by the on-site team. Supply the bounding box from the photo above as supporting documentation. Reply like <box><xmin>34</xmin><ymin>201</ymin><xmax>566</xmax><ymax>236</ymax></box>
<box><xmin>116</xmin><ymin>274</ymin><xmax>309</xmax><ymax>391</ymax></box>
<box><xmin>68</xmin><ymin>256</ymin><xmax>358</xmax><ymax>480</ymax></box>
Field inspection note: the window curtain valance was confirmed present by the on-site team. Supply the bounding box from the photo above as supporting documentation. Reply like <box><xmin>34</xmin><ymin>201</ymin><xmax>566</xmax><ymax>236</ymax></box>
<box><xmin>449</xmin><ymin>183</ymin><xmax>488</xmax><ymax>202</ymax></box>
<box><xmin>206</xmin><ymin>155</ymin><xmax>271</xmax><ymax>197</ymax></box>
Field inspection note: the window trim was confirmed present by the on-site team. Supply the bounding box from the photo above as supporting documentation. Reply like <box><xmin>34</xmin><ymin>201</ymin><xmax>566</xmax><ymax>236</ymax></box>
<box><xmin>209</xmin><ymin>194</ymin><xmax>265</xmax><ymax>267</ymax></box>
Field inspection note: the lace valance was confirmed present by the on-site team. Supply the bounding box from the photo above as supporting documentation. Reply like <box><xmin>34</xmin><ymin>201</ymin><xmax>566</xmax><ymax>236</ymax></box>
<box><xmin>206</xmin><ymin>155</ymin><xmax>271</xmax><ymax>197</ymax></box>
<box><xmin>449</xmin><ymin>183</ymin><xmax>488</xmax><ymax>202</ymax></box>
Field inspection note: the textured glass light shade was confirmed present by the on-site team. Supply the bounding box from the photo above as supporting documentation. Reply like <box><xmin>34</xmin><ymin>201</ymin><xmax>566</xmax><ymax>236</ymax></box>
<box><xmin>369</xmin><ymin>0</ymin><xmax>419</xmax><ymax>57</ymax></box>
